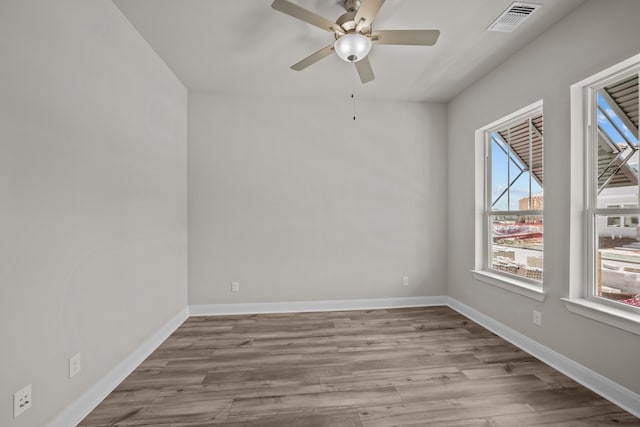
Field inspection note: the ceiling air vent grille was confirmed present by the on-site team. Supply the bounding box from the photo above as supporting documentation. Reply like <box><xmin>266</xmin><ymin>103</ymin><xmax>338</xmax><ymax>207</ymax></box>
<box><xmin>487</xmin><ymin>2</ymin><xmax>541</xmax><ymax>32</ymax></box>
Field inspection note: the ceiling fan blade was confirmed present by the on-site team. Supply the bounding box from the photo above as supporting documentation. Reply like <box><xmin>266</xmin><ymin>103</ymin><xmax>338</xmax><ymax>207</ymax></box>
<box><xmin>291</xmin><ymin>44</ymin><xmax>335</xmax><ymax>71</ymax></box>
<box><xmin>271</xmin><ymin>0</ymin><xmax>341</xmax><ymax>33</ymax></box>
<box><xmin>355</xmin><ymin>57</ymin><xmax>375</xmax><ymax>83</ymax></box>
<box><xmin>372</xmin><ymin>30</ymin><xmax>440</xmax><ymax>46</ymax></box>
<box><xmin>354</xmin><ymin>0</ymin><xmax>385</xmax><ymax>28</ymax></box>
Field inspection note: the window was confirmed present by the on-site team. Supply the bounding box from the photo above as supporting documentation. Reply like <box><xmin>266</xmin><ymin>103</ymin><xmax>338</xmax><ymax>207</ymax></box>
<box><xmin>588</xmin><ymin>72</ymin><xmax>640</xmax><ymax>310</ymax></box>
<box><xmin>473</xmin><ymin>101</ymin><xmax>545</xmax><ymax>301</ymax></box>
<box><xmin>567</xmin><ymin>53</ymin><xmax>640</xmax><ymax>335</ymax></box>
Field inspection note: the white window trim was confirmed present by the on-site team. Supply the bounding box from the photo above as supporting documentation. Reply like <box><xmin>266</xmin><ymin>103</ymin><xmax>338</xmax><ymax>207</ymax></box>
<box><xmin>568</xmin><ymin>52</ymin><xmax>640</xmax><ymax>336</ymax></box>
<box><xmin>473</xmin><ymin>100</ymin><xmax>545</xmax><ymax>301</ymax></box>
<box><xmin>471</xmin><ymin>270</ymin><xmax>545</xmax><ymax>301</ymax></box>
<box><xmin>561</xmin><ymin>297</ymin><xmax>640</xmax><ymax>335</ymax></box>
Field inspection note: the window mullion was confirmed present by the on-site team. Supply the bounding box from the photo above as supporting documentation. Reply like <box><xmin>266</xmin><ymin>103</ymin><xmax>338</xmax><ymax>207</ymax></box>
<box><xmin>507</xmin><ymin>127</ymin><xmax>511</xmax><ymax>210</ymax></box>
<box><xmin>587</xmin><ymin>86</ymin><xmax>598</xmax><ymax>301</ymax></box>
<box><xmin>593</xmin><ymin>207</ymin><xmax>640</xmax><ymax>215</ymax></box>
<box><xmin>529</xmin><ymin>117</ymin><xmax>533</xmax><ymax>210</ymax></box>
<box><xmin>491</xmin><ymin>209</ymin><xmax>542</xmax><ymax>216</ymax></box>
<box><xmin>486</xmin><ymin>132</ymin><xmax>492</xmax><ymax>271</ymax></box>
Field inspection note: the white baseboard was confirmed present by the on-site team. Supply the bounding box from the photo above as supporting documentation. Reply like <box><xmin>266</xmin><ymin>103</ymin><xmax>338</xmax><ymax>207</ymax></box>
<box><xmin>47</xmin><ymin>307</ymin><xmax>189</xmax><ymax>427</ymax></box>
<box><xmin>447</xmin><ymin>297</ymin><xmax>640</xmax><ymax>418</ymax></box>
<box><xmin>189</xmin><ymin>296</ymin><xmax>449</xmax><ymax>316</ymax></box>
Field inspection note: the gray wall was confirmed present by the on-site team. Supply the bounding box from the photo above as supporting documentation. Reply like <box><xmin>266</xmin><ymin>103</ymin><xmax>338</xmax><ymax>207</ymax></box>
<box><xmin>447</xmin><ymin>0</ymin><xmax>640</xmax><ymax>394</ymax></box>
<box><xmin>188</xmin><ymin>92</ymin><xmax>447</xmax><ymax>304</ymax></box>
<box><xmin>0</xmin><ymin>1</ymin><xmax>188</xmax><ymax>425</ymax></box>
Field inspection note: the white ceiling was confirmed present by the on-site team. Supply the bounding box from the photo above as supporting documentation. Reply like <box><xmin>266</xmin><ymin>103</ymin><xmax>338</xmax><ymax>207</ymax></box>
<box><xmin>113</xmin><ymin>0</ymin><xmax>584</xmax><ymax>102</ymax></box>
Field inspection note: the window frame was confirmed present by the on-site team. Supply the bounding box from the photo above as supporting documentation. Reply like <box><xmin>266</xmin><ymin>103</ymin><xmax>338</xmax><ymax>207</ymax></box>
<box><xmin>473</xmin><ymin>100</ymin><xmax>545</xmax><ymax>302</ymax></box>
<box><xmin>566</xmin><ymin>53</ymin><xmax>640</xmax><ymax>335</ymax></box>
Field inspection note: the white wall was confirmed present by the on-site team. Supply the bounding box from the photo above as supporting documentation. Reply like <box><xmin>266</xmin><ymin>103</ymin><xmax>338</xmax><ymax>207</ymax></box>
<box><xmin>447</xmin><ymin>0</ymin><xmax>640</xmax><ymax>394</ymax></box>
<box><xmin>0</xmin><ymin>1</ymin><xmax>188</xmax><ymax>425</ymax></box>
<box><xmin>188</xmin><ymin>92</ymin><xmax>447</xmax><ymax>304</ymax></box>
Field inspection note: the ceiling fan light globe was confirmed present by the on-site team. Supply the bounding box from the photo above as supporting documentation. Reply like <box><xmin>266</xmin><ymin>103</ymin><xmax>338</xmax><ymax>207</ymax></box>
<box><xmin>334</xmin><ymin>33</ymin><xmax>372</xmax><ymax>63</ymax></box>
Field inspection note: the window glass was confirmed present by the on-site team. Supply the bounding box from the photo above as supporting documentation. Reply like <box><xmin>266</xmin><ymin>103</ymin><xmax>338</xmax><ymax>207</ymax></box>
<box><xmin>490</xmin><ymin>214</ymin><xmax>543</xmax><ymax>281</ymax></box>
<box><xmin>487</xmin><ymin>112</ymin><xmax>544</xmax><ymax>283</ymax></box>
<box><xmin>596</xmin><ymin>81</ymin><xmax>639</xmax><ymax>208</ymax></box>
<box><xmin>591</xmin><ymin>73</ymin><xmax>640</xmax><ymax>310</ymax></box>
<box><xmin>491</xmin><ymin>138</ymin><xmax>509</xmax><ymax>210</ymax></box>
<box><xmin>596</xmin><ymin>214</ymin><xmax>640</xmax><ymax>308</ymax></box>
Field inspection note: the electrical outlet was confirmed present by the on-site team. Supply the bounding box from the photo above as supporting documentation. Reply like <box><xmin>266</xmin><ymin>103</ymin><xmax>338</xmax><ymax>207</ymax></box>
<box><xmin>231</xmin><ymin>281</ymin><xmax>240</xmax><ymax>292</ymax></box>
<box><xmin>14</xmin><ymin>384</ymin><xmax>32</xmax><ymax>418</ymax></box>
<box><xmin>69</xmin><ymin>353</ymin><xmax>81</xmax><ymax>378</ymax></box>
<box><xmin>533</xmin><ymin>310</ymin><xmax>542</xmax><ymax>326</ymax></box>
<box><xmin>402</xmin><ymin>276</ymin><xmax>409</xmax><ymax>287</ymax></box>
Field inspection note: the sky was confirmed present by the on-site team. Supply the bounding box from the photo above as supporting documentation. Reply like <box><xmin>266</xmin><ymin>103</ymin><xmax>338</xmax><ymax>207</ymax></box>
<box><xmin>595</xmin><ymin>92</ymin><xmax>639</xmax><ymax>206</ymax></box>
<box><xmin>490</xmin><ymin>128</ymin><xmax>542</xmax><ymax>211</ymax></box>
<box><xmin>597</xmin><ymin>92</ymin><xmax>638</xmax><ymax>146</ymax></box>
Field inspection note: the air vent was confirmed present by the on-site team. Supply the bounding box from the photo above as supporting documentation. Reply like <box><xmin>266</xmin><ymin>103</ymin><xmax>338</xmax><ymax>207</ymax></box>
<box><xmin>487</xmin><ymin>2</ymin><xmax>541</xmax><ymax>32</ymax></box>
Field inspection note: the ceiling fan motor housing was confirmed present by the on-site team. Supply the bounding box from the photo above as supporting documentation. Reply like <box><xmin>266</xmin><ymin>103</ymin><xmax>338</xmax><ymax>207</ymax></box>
<box><xmin>336</xmin><ymin>12</ymin><xmax>372</xmax><ymax>36</ymax></box>
<box><xmin>343</xmin><ymin>0</ymin><xmax>361</xmax><ymax>12</ymax></box>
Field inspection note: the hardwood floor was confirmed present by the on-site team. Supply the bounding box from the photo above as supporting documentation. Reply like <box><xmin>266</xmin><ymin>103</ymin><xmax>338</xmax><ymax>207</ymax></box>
<box><xmin>79</xmin><ymin>307</ymin><xmax>638</xmax><ymax>426</ymax></box>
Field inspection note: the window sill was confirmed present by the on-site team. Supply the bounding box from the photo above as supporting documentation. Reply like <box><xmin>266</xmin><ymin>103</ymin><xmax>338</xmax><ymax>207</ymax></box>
<box><xmin>471</xmin><ymin>270</ymin><xmax>545</xmax><ymax>302</ymax></box>
<box><xmin>561</xmin><ymin>297</ymin><xmax>640</xmax><ymax>335</ymax></box>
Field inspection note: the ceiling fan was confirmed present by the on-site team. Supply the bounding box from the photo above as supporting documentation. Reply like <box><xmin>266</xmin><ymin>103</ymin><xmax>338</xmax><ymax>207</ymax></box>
<box><xmin>271</xmin><ymin>0</ymin><xmax>440</xmax><ymax>83</ymax></box>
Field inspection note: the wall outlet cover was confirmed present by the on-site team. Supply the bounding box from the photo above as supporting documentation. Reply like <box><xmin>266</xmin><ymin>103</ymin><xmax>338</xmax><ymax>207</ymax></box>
<box><xmin>231</xmin><ymin>281</ymin><xmax>240</xmax><ymax>292</ymax></box>
<box><xmin>14</xmin><ymin>384</ymin><xmax>32</xmax><ymax>418</ymax></box>
<box><xmin>533</xmin><ymin>310</ymin><xmax>542</xmax><ymax>326</ymax></box>
<box><xmin>69</xmin><ymin>353</ymin><xmax>81</xmax><ymax>378</ymax></box>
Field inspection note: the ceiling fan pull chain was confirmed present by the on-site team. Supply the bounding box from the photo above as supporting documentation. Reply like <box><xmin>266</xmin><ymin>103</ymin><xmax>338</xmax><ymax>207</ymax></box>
<box><xmin>352</xmin><ymin>93</ymin><xmax>357</xmax><ymax>120</ymax></box>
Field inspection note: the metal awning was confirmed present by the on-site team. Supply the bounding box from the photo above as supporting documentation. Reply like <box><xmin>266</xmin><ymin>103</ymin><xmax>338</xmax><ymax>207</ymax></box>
<box><xmin>604</xmin><ymin>74</ymin><xmax>639</xmax><ymax>132</ymax></box>
<box><xmin>598</xmin><ymin>75</ymin><xmax>639</xmax><ymax>190</ymax></box>
<box><xmin>497</xmin><ymin>114</ymin><xmax>543</xmax><ymax>186</ymax></box>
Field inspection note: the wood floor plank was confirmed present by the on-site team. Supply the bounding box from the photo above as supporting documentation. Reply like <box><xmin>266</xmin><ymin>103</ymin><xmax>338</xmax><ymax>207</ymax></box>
<box><xmin>396</xmin><ymin>374</ymin><xmax>552</xmax><ymax>403</ymax></box>
<box><xmin>155</xmin><ymin>381</ymin><xmax>323</xmax><ymax>401</ymax></box>
<box><xmin>187</xmin><ymin>407</ymin><xmax>364</xmax><ymax>427</ymax></box>
<box><xmin>492</xmin><ymin>404</ymin><xmax>637</xmax><ymax>425</ymax></box>
<box><xmin>320</xmin><ymin>366</ymin><xmax>464</xmax><ymax>392</ymax></box>
<box><xmin>228</xmin><ymin>387</ymin><xmax>403</xmax><ymax>416</ymax></box>
<box><xmin>78</xmin><ymin>307</ymin><xmax>637</xmax><ymax>427</ymax></box>
<box><xmin>357</xmin><ymin>397</ymin><xmax>533</xmax><ymax>427</ymax></box>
